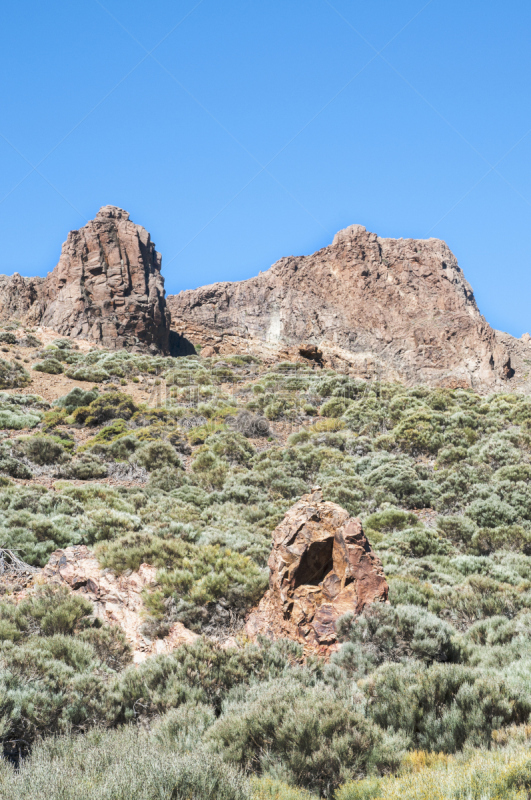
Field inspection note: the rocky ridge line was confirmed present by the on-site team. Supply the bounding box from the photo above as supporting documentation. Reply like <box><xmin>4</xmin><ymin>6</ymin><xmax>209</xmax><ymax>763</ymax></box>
<box><xmin>168</xmin><ymin>224</ymin><xmax>530</xmax><ymax>390</ymax></box>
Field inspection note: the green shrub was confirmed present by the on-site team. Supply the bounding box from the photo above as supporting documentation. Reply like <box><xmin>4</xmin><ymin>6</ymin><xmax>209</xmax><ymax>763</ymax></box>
<box><xmin>135</xmin><ymin>440</ymin><xmax>183</xmax><ymax>471</ymax></box>
<box><xmin>0</xmin><ymin>332</ymin><xmax>17</xmax><ymax>345</ymax></box>
<box><xmin>0</xmin><ymin>358</ymin><xmax>31</xmax><ymax>389</ymax></box>
<box><xmin>207</xmin><ymin>678</ymin><xmax>404</xmax><ymax>794</ymax></box>
<box><xmin>364</xmin><ymin>509</ymin><xmax>419</xmax><ymax>532</ymax></box>
<box><xmin>65</xmin><ymin>364</ymin><xmax>110</xmax><ymax>382</ymax></box>
<box><xmin>16</xmin><ymin>435</ymin><xmax>68</xmax><ymax>465</ymax></box>
<box><xmin>97</xmin><ymin>532</ymin><xmax>267</xmax><ymax>630</ymax></box>
<box><xmin>72</xmin><ymin>392</ymin><xmax>138</xmax><ymax>426</ymax></box>
<box><xmin>53</xmin><ymin>387</ymin><xmax>99</xmax><ymax>414</ymax></box>
<box><xmin>0</xmin><ymin>408</ymin><xmax>40</xmax><ymax>429</ymax></box>
<box><xmin>33</xmin><ymin>358</ymin><xmax>64</xmax><ymax>375</ymax></box>
<box><xmin>58</xmin><ymin>454</ymin><xmax>108</xmax><ymax>480</ymax></box>
<box><xmin>334</xmin><ymin>604</ymin><xmax>459</xmax><ymax>676</ymax></box>
<box><xmin>0</xmin><ymin>727</ymin><xmax>251</xmax><ymax>800</ymax></box>
<box><xmin>362</xmin><ymin>661</ymin><xmax>528</xmax><ymax>752</ymax></box>
<box><xmin>148</xmin><ymin>466</ymin><xmax>187</xmax><ymax>491</ymax></box>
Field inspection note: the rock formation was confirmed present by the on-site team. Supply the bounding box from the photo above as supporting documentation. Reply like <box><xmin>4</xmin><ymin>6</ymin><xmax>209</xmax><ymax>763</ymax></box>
<box><xmin>246</xmin><ymin>488</ymin><xmax>388</xmax><ymax>653</ymax></box>
<box><xmin>0</xmin><ymin>274</ymin><xmax>46</xmax><ymax>324</ymax></box>
<box><xmin>0</xmin><ymin>207</ymin><xmax>172</xmax><ymax>353</ymax></box>
<box><xmin>168</xmin><ymin>224</ymin><xmax>525</xmax><ymax>390</ymax></box>
<box><xmin>42</xmin><ymin>545</ymin><xmax>198</xmax><ymax>663</ymax></box>
<box><xmin>40</xmin><ymin>206</ymin><xmax>171</xmax><ymax>351</ymax></box>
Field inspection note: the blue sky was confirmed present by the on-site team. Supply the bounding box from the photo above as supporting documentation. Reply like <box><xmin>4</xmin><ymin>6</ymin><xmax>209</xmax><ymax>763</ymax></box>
<box><xmin>1</xmin><ymin>1</ymin><xmax>530</xmax><ymax>336</ymax></box>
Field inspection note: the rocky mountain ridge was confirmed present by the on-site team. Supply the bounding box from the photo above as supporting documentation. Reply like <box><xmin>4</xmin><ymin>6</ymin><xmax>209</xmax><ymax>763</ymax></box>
<box><xmin>1</xmin><ymin>209</ymin><xmax>529</xmax><ymax>389</ymax></box>
<box><xmin>168</xmin><ymin>223</ymin><xmax>531</xmax><ymax>390</ymax></box>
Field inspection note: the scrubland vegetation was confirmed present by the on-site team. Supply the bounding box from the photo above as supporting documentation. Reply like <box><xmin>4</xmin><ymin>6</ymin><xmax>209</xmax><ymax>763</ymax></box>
<box><xmin>2</xmin><ymin>338</ymin><xmax>531</xmax><ymax>796</ymax></box>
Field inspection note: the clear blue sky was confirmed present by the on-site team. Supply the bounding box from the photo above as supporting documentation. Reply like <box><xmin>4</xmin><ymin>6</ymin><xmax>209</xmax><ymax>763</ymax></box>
<box><xmin>1</xmin><ymin>1</ymin><xmax>530</xmax><ymax>336</ymax></box>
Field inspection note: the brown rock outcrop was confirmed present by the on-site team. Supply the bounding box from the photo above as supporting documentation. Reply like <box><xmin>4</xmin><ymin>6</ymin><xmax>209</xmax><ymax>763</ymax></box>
<box><xmin>0</xmin><ymin>207</ymin><xmax>172</xmax><ymax>353</ymax></box>
<box><xmin>40</xmin><ymin>207</ymin><xmax>171</xmax><ymax>351</ymax></box>
<box><xmin>246</xmin><ymin>488</ymin><xmax>388</xmax><ymax>653</ymax></box>
<box><xmin>42</xmin><ymin>545</ymin><xmax>198</xmax><ymax>663</ymax></box>
<box><xmin>0</xmin><ymin>273</ymin><xmax>46</xmax><ymax>324</ymax></box>
<box><xmin>168</xmin><ymin>224</ymin><xmax>525</xmax><ymax>390</ymax></box>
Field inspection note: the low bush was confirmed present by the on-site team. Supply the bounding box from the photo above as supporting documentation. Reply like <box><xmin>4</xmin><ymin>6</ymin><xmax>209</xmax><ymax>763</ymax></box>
<box><xmin>58</xmin><ymin>454</ymin><xmax>108</xmax><ymax>480</ymax></box>
<box><xmin>53</xmin><ymin>387</ymin><xmax>99</xmax><ymax>414</ymax></box>
<box><xmin>16</xmin><ymin>435</ymin><xmax>68</xmax><ymax>466</ymax></box>
<box><xmin>208</xmin><ymin>678</ymin><xmax>404</xmax><ymax>794</ymax></box>
<box><xmin>135</xmin><ymin>440</ymin><xmax>183</xmax><ymax>472</ymax></box>
<box><xmin>72</xmin><ymin>392</ymin><xmax>139</xmax><ymax>426</ymax></box>
<box><xmin>65</xmin><ymin>364</ymin><xmax>110</xmax><ymax>382</ymax></box>
<box><xmin>33</xmin><ymin>358</ymin><xmax>64</xmax><ymax>375</ymax></box>
<box><xmin>0</xmin><ymin>358</ymin><xmax>31</xmax><ymax>389</ymax></box>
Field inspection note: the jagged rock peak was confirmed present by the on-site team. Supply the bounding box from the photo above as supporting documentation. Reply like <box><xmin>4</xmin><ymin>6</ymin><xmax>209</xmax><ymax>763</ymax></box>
<box><xmin>38</xmin><ymin>206</ymin><xmax>171</xmax><ymax>352</ymax></box>
<box><xmin>94</xmin><ymin>205</ymin><xmax>131</xmax><ymax>221</ymax></box>
<box><xmin>0</xmin><ymin>207</ymin><xmax>172</xmax><ymax>353</ymax></box>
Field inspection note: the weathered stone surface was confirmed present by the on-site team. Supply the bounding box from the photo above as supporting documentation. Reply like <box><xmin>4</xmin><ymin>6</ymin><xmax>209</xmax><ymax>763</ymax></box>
<box><xmin>168</xmin><ymin>224</ymin><xmax>527</xmax><ymax>390</ymax></box>
<box><xmin>42</xmin><ymin>545</ymin><xmax>198</xmax><ymax>663</ymax></box>
<box><xmin>0</xmin><ymin>273</ymin><xmax>46</xmax><ymax>324</ymax></box>
<box><xmin>40</xmin><ymin>207</ymin><xmax>171</xmax><ymax>351</ymax></box>
<box><xmin>0</xmin><ymin>207</ymin><xmax>172</xmax><ymax>352</ymax></box>
<box><xmin>246</xmin><ymin>488</ymin><xmax>388</xmax><ymax>653</ymax></box>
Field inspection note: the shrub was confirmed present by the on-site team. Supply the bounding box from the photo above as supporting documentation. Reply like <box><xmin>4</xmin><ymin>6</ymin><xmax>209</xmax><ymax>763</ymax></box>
<box><xmin>207</xmin><ymin>431</ymin><xmax>255</xmax><ymax>465</ymax></box>
<box><xmin>0</xmin><ymin>332</ymin><xmax>17</xmax><ymax>344</ymax></box>
<box><xmin>0</xmin><ymin>728</ymin><xmax>251</xmax><ymax>800</ymax></box>
<box><xmin>0</xmin><ymin>408</ymin><xmax>40</xmax><ymax>429</ymax></box>
<box><xmin>334</xmin><ymin>604</ymin><xmax>459</xmax><ymax>676</ymax></box>
<box><xmin>207</xmin><ymin>678</ymin><xmax>403</xmax><ymax>794</ymax></box>
<box><xmin>232</xmin><ymin>410</ymin><xmax>271</xmax><ymax>438</ymax></box>
<box><xmin>148</xmin><ymin>466</ymin><xmax>187</xmax><ymax>491</ymax></box>
<box><xmin>16</xmin><ymin>435</ymin><xmax>67</xmax><ymax>465</ymax></box>
<box><xmin>364</xmin><ymin>509</ymin><xmax>419</xmax><ymax>533</ymax></box>
<box><xmin>58</xmin><ymin>454</ymin><xmax>108</xmax><ymax>480</ymax></box>
<box><xmin>1</xmin><ymin>584</ymin><xmax>93</xmax><ymax>636</ymax></box>
<box><xmin>33</xmin><ymin>358</ymin><xmax>64</xmax><ymax>374</ymax></box>
<box><xmin>466</xmin><ymin>496</ymin><xmax>518</xmax><ymax>528</ymax></box>
<box><xmin>53</xmin><ymin>387</ymin><xmax>99</xmax><ymax>414</ymax></box>
<box><xmin>97</xmin><ymin>532</ymin><xmax>267</xmax><ymax>630</ymax></box>
<box><xmin>135</xmin><ymin>440</ymin><xmax>183</xmax><ymax>472</ymax></box>
<box><xmin>72</xmin><ymin>392</ymin><xmax>138</xmax><ymax>426</ymax></box>
<box><xmin>0</xmin><ymin>358</ymin><xmax>31</xmax><ymax>389</ymax></box>
<box><xmin>362</xmin><ymin>661</ymin><xmax>527</xmax><ymax>752</ymax></box>
<box><xmin>65</xmin><ymin>364</ymin><xmax>110</xmax><ymax>382</ymax></box>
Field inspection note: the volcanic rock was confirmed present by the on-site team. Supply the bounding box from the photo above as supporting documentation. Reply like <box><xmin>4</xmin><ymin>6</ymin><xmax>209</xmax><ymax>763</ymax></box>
<box><xmin>246</xmin><ymin>488</ymin><xmax>388</xmax><ymax>653</ymax></box>
<box><xmin>41</xmin><ymin>545</ymin><xmax>198</xmax><ymax>663</ymax></box>
<box><xmin>40</xmin><ymin>206</ymin><xmax>171</xmax><ymax>351</ymax></box>
<box><xmin>0</xmin><ymin>207</ymin><xmax>172</xmax><ymax>352</ymax></box>
<box><xmin>168</xmin><ymin>224</ymin><xmax>525</xmax><ymax>389</ymax></box>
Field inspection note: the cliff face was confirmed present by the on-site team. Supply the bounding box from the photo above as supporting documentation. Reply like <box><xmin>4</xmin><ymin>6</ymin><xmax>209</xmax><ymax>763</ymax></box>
<box><xmin>0</xmin><ymin>207</ymin><xmax>171</xmax><ymax>353</ymax></box>
<box><xmin>168</xmin><ymin>224</ymin><xmax>522</xmax><ymax>389</ymax></box>
<box><xmin>40</xmin><ymin>206</ymin><xmax>170</xmax><ymax>352</ymax></box>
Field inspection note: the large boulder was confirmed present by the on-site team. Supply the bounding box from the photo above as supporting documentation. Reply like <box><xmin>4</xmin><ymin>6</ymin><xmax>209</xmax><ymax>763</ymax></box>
<box><xmin>246</xmin><ymin>488</ymin><xmax>388</xmax><ymax>653</ymax></box>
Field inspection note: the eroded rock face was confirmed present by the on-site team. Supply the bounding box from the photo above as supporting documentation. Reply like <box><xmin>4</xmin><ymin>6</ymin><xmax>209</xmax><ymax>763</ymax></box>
<box><xmin>42</xmin><ymin>545</ymin><xmax>198</xmax><ymax>663</ymax></box>
<box><xmin>168</xmin><ymin>224</ymin><xmax>522</xmax><ymax>389</ymax></box>
<box><xmin>0</xmin><ymin>207</ymin><xmax>171</xmax><ymax>352</ymax></box>
<box><xmin>40</xmin><ymin>207</ymin><xmax>171</xmax><ymax>351</ymax></box>
<box><xmin>246</xmin><ymin>488</ymin><xmax>388</xmax><ymax>652</ymax></box>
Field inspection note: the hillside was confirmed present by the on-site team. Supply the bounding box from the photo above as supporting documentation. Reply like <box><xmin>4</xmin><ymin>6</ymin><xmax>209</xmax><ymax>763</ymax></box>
<box><xmin>1</xmin><ymin>318</ymin><xmax>531</xmax><ymax>796</ymax></box>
